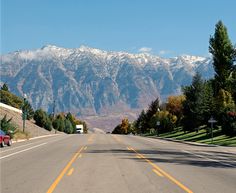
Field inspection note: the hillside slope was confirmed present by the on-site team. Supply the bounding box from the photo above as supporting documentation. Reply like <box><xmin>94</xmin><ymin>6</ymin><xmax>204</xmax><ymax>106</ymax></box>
<box><xmin>0</xmin><ymin>106</ymin><xmax>56</xmax><ymax>138</ymax></box>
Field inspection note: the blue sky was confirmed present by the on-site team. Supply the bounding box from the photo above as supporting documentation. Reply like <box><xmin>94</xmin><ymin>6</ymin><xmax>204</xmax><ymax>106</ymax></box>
<box><xmin>1</xmin><ymin>0</ymin><xmax>236</xmax><ymax>57</ymax></box>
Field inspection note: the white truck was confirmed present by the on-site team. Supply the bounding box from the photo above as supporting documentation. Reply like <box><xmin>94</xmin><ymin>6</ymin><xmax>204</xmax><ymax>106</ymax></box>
<box><xmin>76</xmin><ymin>124</ymin><xmax>84</xmax><ymax>134</ymax></box>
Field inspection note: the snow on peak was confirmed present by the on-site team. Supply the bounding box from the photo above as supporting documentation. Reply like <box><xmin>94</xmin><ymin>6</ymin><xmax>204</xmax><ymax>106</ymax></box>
<box><xmin>179</xmin><ymin>55</ymin><xmax>206</xmax><ymax>63</ymax></box>
<box><xmin>2</xmin><ymin>45</ymin><xmax>209</xmax><ymax>69</ymax></box>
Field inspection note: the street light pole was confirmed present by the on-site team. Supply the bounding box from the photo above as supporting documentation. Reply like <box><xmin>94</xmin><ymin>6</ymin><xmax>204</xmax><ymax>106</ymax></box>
<box><xmin>22</xmin><ymin>94</ymin><xmax>27</xmax><ymax>133</ymax></box>
<box><xmin>156</xmin><ymin>108</ymin><xmax>160</xmax><ymax>136</ymax></box>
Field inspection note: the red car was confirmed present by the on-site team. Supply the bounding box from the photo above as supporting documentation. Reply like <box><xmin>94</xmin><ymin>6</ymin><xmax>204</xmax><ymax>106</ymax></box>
<box><xmin>0</xmin><ymin>129</ymin><xmax>12</xmax><ymax>147</ymax></box>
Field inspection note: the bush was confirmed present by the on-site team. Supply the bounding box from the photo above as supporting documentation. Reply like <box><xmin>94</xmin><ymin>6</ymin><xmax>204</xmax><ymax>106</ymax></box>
<box><xmin>155</xmin><ymin>111</ymin><xmax>177</xmax><ymax>134</ymax></box>
<box><xmin>0</xmin><ymin>115</ymin><xmax>17</xmax><ymax>138</ymax></box>
<box><xmin>64</xmin><ymin>119</ymin><xmax>73</xmax><ymax>134</ymax></box>
<box><xmin>44</xmin><ymin>117</ymin><xmax>52</xmax><ymax>131</ymax></box>
<box><xmin>34</xmin><ymin>109</ymin><xmax>52</xmax><ymax>131</ymax></box>
<box><xmin>222</xmin><ymin>111</ymin><xmax>236</xmax><ymax>136</ymax></box>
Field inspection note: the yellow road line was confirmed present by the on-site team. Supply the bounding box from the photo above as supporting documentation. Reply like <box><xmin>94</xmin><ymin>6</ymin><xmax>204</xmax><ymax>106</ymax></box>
<box><xmin>128</xmin><ymin>147</ymin><xmax>193</xmax><ymax>193</ymax></box>
<box><xmin>67</xmin><ymin>168</ymin><xmax>74</xmax><ymax>176</ymax></box>
<box><xmin>152</xmin><ymin>168</ymin><xmax>163</xmax><ymax>177</ymax></box>
<box><xmin>46</xmin><ymin>146</ymin><xmax>84</xmax><ymax>193</ymax></box>
<box><xmin>84</xmin><ymin>146</ymin><xmax>87</xmax><ymax>150</ymax></box>
<box><xmin>136</xmin><ymin>155</ymin><xmax>142</xmax><ymax>159</ymax></box>
<box><xmin>79</xmin><ymin>154</ymin><xmax>82</xmax><ymax>158</ymax></box>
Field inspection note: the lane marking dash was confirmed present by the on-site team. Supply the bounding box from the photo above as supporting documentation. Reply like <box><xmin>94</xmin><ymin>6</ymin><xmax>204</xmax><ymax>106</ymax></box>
<box><xmin>67</xmin><ymin>168</ymin><xmax>74</xmax><ymax>176</ymax></box>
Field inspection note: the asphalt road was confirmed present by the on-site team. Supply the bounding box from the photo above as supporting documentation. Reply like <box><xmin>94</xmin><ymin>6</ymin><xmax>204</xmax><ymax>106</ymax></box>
<box><xmin>1</xmin><ymin>133</ymin><xmax>236</xmax><ymax>193</ymax></box>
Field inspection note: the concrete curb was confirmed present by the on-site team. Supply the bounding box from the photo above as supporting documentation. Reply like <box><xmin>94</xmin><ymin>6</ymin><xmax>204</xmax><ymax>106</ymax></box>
<box><xmin>145</xmin><ymin>136</ymin><xmax>219</xmax><ymax>147</ymax></box>
<box><xmin>12</xmin><ymin>134</ymin><xmax>63</xmax><ymax>144</ymax></box>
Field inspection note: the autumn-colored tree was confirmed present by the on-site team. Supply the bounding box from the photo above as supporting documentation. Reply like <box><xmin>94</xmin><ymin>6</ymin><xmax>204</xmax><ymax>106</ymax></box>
<box><xmin>112</xmin><ymin>118</ymin><xmax>131</xmax><ymax>134</ymax></box>
<box><xmin>121</xmin><ymin>118</ymin><xmax>130</xmax><ymax>134</ymax></box>
<box><xmin>166</xmin><ymin>95</ymin><xmax>185</xmax><ymax>121</ymax></box>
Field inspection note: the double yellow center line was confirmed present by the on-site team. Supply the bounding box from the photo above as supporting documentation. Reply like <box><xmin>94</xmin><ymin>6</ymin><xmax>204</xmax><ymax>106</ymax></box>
<box><xmin>47</xmin><ymin>146</ymin><xmax>86</xmax><ymax>193</ymax></box>
<box><xmin>127</xmin><ymin>146</ymin><xmax>193</xmax><ymax>193</ymax></box>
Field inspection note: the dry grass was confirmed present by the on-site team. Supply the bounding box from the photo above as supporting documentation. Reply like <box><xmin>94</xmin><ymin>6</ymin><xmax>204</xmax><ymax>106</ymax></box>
<box><xmin>0</xmin><ymin>106</ymin><xmax>56</xmax><ymax>138</ymax></box>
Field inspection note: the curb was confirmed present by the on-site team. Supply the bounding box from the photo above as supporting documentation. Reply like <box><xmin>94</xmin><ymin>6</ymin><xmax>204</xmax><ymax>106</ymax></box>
<box><xmin>12</xmin><ymin>134</ymin><xmax>63</xmax><ymax>144</ymax></box>
<box><xmin>146</xmin><ymin>136</ymin><xmax>219</xmax><ymax>147</ymax></box>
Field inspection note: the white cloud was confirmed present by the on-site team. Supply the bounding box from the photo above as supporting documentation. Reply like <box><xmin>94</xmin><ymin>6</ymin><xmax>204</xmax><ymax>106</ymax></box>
<box><xmin>158</xmin><ymin>50</ymin><xmax>170</xmax><ymax>55</ymax></box>
<box><xmin>139</xmin><ymin>47</ymin><xmax>152</xmax><ymax>53</ymax></box>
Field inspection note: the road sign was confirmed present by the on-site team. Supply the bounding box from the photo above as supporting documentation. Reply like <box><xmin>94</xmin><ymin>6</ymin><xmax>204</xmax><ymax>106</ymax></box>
<box><xmin>208</xmin><ymin>117</ymin><xmax>217</xmax><ymax>123</ymax></box>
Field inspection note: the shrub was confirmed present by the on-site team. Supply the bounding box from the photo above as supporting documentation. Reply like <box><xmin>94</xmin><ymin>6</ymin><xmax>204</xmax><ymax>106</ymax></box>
<box><xmin>34</xmin><ymin>109</ymin><xmax>52</xmax><ymax>131</ymax></box>
<box><xmin>0</xmin><ymin>115</ymin><xmax>17</xmax><ymax>138</ymax></box>
<box><xmin>222</xmin><ymin>111</ymin><xmax>236</xmax><ymax>136</ymax></box>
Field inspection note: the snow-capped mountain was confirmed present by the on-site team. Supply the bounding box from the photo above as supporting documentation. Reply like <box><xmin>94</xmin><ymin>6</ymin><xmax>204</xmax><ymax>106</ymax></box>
<box><xmin>0</xmin><ymin>45</ymin><xmax>214</xmax><ymax>117</ymax></box>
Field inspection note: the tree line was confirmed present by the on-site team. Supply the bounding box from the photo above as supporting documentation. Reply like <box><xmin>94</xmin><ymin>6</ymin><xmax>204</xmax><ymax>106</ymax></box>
<box><xmin>113</xmin><ymin>21</ymin><xmax>236</xmax><ymax>136</ymax></box>
<box><xmin>0</xmin><ymin>84</ymin><xmax>88</xmax><ymax>134</ymax></box>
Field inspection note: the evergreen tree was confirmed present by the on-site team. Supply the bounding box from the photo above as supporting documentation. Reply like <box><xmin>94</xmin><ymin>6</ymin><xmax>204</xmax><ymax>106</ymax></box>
<box><xmin>135</xmin><ymin>110</ymin><xmax>148</xmax><ymax>133</ymax></box>
<box><xmin>1</xmin><ymin>83</ymin><xmax>9</xmax><ymax>92</ymax></box>
<box><xmin>146</xmin><ymin>97</ymin><xmax>160</xmax><ymax>130</ymax></box>
<box><xmin>66</xmin><ymin>112</ymin><xmax>76</xmax><ymax>133</ymax></box>
<box><xmin>64</xmin><ymin>119</ymin><xmax>73</xmax><ymax>134</ymax></box>
<box><xmin>44</xmin><ymin>117</ymin><xmax>52</xmax><ymax>131</ymax></box>
<box><xmin>209</xmin><ymin>20</ymin><xmax>235</xmax><ymax>93</ymax></box>
<box><xmin>33</xmin><ymin>109</ymin><xmax>52</xmax><ymax>131</ymax></box>
<box><xmin>34</xmin><ymin>109</ymin><xmax>47</xmax><ymax>128</ymax></box>
<box><xmin>182</xmin><ymin>72</ymin><xmax>204</xmax><ymax>131</ymax></box>
<box><xmin>146</xmin><ymin>98</ymin><xmax>160</xmax><ymax>119</ymax></box>
<box><xmin>54</xmin><ymin>114</ymin><xmax>65</xmax><ymax>132</ymax></box>
<box><xmin>0</xmin><ymin>115</ymin><xmax>16</xmax><ymax>137</ymax></box>
<box><xmin>112</xmin><ymin>124</ymin><xmax>122</xmax><ymax>134</ymax></box>
<box><xmin>22</xmin><ymin>100</ymin><xmax>34</xmax><ymax>120</ymax></box>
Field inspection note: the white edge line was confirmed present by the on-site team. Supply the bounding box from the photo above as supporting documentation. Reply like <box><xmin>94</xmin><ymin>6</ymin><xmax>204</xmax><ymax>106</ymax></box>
<box><xmin>1</xmin><ymin>135</ymin><xmax>67</xmax><ymax>153</ymax></box>
<box><xmin>0</xmin><ymin>143</ymin><xmax>34</xmax><ymax>153</ymax></box>
<box><xmin>12</xmin><ymin>134</ymin><xmax>62</xmax><ymax>144</ymax></box>
<box><xmin>0</xmin><ymin>143</ymin><xmax>47</xmax><ymax>160</ymax></box>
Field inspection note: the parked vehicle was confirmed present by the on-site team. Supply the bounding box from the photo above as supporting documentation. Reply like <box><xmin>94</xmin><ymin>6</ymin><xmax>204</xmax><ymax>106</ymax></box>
<box><xmin>76</xmin><ymin>125</ymin><xmax>84</xmax><ymax>134</ymax></box>
<box><xmin>0</xmin><ymin>129</ymin><xmax>12</xmax><ymax>147</ymax></box>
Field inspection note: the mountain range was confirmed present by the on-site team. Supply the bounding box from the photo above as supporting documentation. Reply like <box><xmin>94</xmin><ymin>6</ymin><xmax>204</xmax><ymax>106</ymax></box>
<box><xmin>0</xmin><ymin>45</ymin><xmax>214</xmax><ymax>130</ymax></box>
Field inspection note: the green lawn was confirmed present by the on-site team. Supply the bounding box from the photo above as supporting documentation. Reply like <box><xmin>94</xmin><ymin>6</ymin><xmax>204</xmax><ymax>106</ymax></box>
<box><xmin>156</xmin><ymin>128</ymin><xmax>236</xmax><ymax>146</ymax></box>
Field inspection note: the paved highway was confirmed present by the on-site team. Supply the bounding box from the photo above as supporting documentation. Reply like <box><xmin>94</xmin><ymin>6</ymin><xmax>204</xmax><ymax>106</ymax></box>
<box><xmin>1</xmin><ymin>133</ymin><xmax>236</xmax><ymax>193</ymax></box>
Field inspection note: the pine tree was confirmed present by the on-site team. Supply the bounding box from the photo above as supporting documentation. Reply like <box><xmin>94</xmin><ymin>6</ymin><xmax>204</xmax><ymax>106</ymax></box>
<box><xmin>135</xmin><ymin>110</ymin><xmax>148</xmax><ymax>133</ymax></box>
<box><xmin>199</xmin><ymin>80</ymin><xmax>215</xmax><ymax>123</ymax></box>
<box><xmin>22</xmin><ymin>100</ymin><xmax>34</xmax><ymax>120</ymax></box>
<box><xmin>1</xmin><ymin>83</ymin><xmax>9</xmax><ymax>92</ymax></box>
<box><xmin>209</xmin><ymin>20</ymin><xmax>235</xmax><ymax>93</ymax></box>
<box><xmin>182</xmin><ymin>72</ymin><xmax>204</xmax><ymax>131</ymax></box>
<box><xmin>146</xmin><ymin>98</ymin><xmax>160</xmax><ymax>118</ymax></box>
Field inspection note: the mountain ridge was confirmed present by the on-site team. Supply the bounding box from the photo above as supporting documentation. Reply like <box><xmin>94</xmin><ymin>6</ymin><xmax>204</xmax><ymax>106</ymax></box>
<box><xmin>1</xmin><ymin>45</ymin><xmax>214</xmax><ymax>123</ymax></box>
